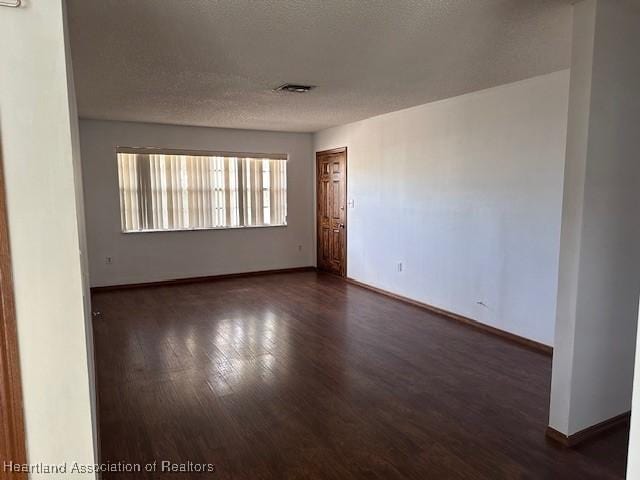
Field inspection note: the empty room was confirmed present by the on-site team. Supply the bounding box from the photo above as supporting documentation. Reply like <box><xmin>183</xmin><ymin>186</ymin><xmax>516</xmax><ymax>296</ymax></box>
<box><xmin>1</xmin><ymin>1</ymin><xmax>640</xmax><ymax>479</ymax></box>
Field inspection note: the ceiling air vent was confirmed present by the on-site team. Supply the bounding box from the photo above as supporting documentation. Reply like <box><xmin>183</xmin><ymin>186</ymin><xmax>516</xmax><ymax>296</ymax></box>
<box><xmin>275</xmin><ymin>84</ymin><xmax>316</xmax><ymax>93</ymax></box>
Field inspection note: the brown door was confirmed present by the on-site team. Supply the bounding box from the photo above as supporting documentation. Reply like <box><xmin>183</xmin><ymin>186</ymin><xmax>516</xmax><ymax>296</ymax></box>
<box><xmin>0</xmin><ymin>142</ymin><xmax>27</xmax><ymax>477</ymax></box>
<box><xmin>316</xmin><ymin>148</ymin><xmax>347</xmax><ymax>276</ymax></box>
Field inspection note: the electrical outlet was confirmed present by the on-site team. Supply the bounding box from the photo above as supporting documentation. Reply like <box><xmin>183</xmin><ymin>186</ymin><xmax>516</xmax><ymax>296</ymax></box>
<box><xmin>397</xmin><ymin>262</ymin><xmax>403</xmax><ymax>273</ymax></box>
<box><xmin>106</xmin><ymin>256</ymin><xmax>113</xmax><ymax>265</ymax></box>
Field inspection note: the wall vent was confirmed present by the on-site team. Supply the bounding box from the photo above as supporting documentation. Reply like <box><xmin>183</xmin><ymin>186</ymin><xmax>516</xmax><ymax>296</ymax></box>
<box><xmin>275</xmin><ymin>84</ymin><xmax>316</xmax><ymax>93</ymax></box>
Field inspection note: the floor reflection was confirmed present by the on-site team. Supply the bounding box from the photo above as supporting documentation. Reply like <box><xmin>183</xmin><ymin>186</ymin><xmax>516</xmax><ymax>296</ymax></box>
<box><xmin>91</xmin><ymin>271</ymin><xmax>628</xmax><ymax>480</ymax></box>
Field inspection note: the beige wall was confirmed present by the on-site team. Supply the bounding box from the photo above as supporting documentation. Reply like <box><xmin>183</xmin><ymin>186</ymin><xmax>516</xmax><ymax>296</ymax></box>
<box><xmin>0</xmin><ymin>0</ymin><xmax>96</xmax><ymax>476</ymax></box>
<box><xmin>79</xmin><ymin>119</ymin><xmax>315</xmax><ymax>287</ymax></box>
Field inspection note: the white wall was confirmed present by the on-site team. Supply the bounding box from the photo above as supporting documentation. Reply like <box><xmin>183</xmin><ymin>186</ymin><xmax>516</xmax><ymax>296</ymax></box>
<box><xmin>314</xmin><ymin>70</ymin><xmax>570</xmax><ymax>346</ymax></box>
<box><xmin>63</xmin><ymin>0</ymin><xmax>100</xmax><ymax>462</ymax></box>
<box><xmin>548</xmin><ymin>0</ymin><xmax>597</xmax><ymax>436</ymax></box>
<box><xmin>0</xmin><ymin>0</ymin><xmax>96</xmax><ymax>476</ymax></box>
<box><xmin>80</xmin><ymin>120</ymin><xmax>315</xmax><ymax>287</ymax></box>
<box><xmin>550</xmin><ymin>0</ymin><xmax>640</xmax><ymax>436</ymax></box>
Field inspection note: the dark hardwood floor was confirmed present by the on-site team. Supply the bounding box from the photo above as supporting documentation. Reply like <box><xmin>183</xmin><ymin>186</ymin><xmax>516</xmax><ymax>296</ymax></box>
<box><xmin>92</xmin><ymin>271</ymin><xmax>629</xmax><ymax>479</ymax></box>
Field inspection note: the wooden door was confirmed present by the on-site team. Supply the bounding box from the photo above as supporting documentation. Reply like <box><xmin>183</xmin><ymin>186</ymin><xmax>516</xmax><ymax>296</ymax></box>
<box><xmin>0</xmin><ymin>142</ymin><xmax>27</xmax><ymax>477</ymax></box>
<box><xmin>316</xmin><ymin>148</ymin><xmax>347</xmax><ymax>276</ymax></box>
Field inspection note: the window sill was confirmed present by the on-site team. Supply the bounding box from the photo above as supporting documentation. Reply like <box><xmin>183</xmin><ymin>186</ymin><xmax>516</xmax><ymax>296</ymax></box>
<box><xmin>121</xmin><ymin>223</ymin><xmax>288</xmax><ymax>234</ymax></box>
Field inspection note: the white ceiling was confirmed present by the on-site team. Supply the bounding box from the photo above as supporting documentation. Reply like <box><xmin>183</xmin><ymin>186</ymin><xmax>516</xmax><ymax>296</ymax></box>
<box><xmin>67</xmin><ymin>0</ymin><xmax>572</xmax><ymax>133</ymax></box>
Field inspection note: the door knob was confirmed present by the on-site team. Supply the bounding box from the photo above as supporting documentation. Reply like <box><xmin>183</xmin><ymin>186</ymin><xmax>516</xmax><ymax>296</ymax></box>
<box><xmin>339</xmin><ymin>223</ymin><xmax>345</xmax><ymax>228</ymax></box>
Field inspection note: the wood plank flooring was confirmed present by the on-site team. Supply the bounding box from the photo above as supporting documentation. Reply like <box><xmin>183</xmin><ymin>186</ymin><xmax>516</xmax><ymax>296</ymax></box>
<box><xmin>91</xmin><ymin>271</ymin><xmax>629</xmax><ymax>479</ymax></box>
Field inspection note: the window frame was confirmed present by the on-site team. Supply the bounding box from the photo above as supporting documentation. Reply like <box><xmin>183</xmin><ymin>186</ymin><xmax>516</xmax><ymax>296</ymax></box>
<box><xmin>115</xmin><ymin>146</ymin><xmax>289</xmax><ymax>234</ymax></box>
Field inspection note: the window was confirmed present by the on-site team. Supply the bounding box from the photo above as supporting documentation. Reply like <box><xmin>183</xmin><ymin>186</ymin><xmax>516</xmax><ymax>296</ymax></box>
<box><xmin>116</xmin><ymin>149</ymin><xmax>287</xmax><ymax>232</ymax></box>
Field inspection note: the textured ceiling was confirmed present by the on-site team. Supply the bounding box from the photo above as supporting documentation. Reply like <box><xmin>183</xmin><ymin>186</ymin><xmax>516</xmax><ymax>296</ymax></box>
<box><xmin>67</xmin><ymin>0</ymin><xmax>572</xmax><ymax>133</ymax></box>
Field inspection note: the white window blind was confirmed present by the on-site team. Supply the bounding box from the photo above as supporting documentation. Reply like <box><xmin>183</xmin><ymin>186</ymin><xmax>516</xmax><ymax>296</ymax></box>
<box><xmin>117</xmin><ymin>151</ymin><xmax>287</xmax><ymax>232</ymax></box>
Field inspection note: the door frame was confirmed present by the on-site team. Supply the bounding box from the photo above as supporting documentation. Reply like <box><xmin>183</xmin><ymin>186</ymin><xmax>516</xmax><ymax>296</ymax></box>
<box><xmin>315</xmin><ymin>147</ymin><xmax>348</xmax><ymax>277</ymax></box>
<box><xmin>0</xmin><ymin>144</ymin><xmax>27</xmax><ymax>473</ymax></box>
